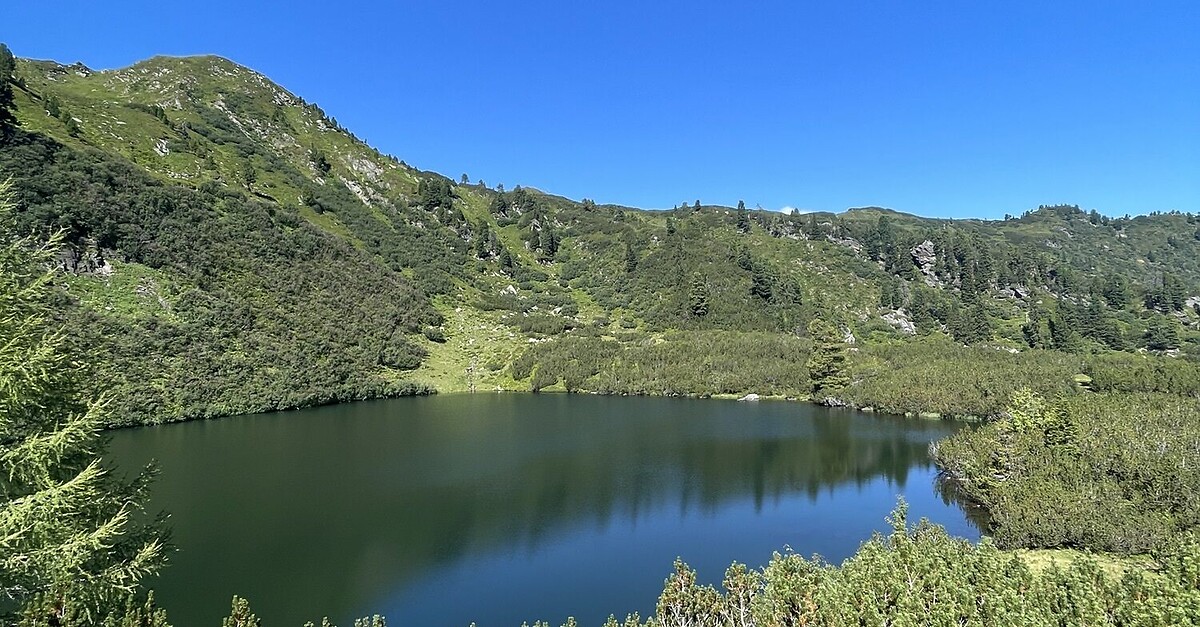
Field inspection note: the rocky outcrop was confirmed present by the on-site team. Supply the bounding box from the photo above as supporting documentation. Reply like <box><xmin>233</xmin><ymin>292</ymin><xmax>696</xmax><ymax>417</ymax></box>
<box><xmin>997</xmin><ymin>286</ymin><xmax>1031</xmax><ymax>300</ymax></box>
<box><xmin>911</xmin><ymin>240</ymin><xmax>940</xmax><ymax>286</ymax></box>
<box><xmin>827</xmin><ymin>235</ymin><xmax>864</xmax><ymax>254</ymax></box>
<box><xmin>58</xmin><ymin>239</ymin><xmax>113</xmax><ymax>276</ymax></box>
<box><xmin>881</xmin><ymin>309</ymin><xmax>917</xmax><ymax>335</ymax></box>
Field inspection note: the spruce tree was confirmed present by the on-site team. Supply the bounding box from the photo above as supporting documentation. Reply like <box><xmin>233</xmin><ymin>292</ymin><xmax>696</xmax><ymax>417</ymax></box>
<box><xmin>538</xmin><ymin>226</ymin><xmax>558</xmax><ymax>261</ymax></box>
<box><xmin>948</xmin><ymin>301</ymin><xmax>991</xmax><ymax>345</ymax></box>
<box><xmin>806</xmin><ymin>318</ymin><xmax>849</xmax><ymax>396</ymax></box>
<box><xmin>1021</xmin><ymin>308</ymin><xmax>1049</xmax><ymax>349</ymax></box>
<box><xmin>0</xmin><ymin>44</ymin><xmax>14</xmax><ymax>85</ymax></box>
<box><xmin>750</xmin><ymin>262</ymin><xmax>774</xmax><ymax>302</ymax></box>
<box><xmin>0</xmin><ymin>43</ymin><xmax>16</xmax><ymax>129</ymax></box>
<box><xmin>221</xmin><ymin>596</ymin><xmax>260</xmax><ymax>627</ymax></box>
<box><xmin>0</xmin><ymin>183</ymin><xmax>165</xmax><ymax>620</ymax></box>
<box><xmin>688</xmin><ymin>274</ymin><xmax>709</xmax><ymax>318</ymax></box>
<box><xmin>1145</xmin><ymin>317</ymin><xmax>1181</xmax><ymax>351</ymax></box>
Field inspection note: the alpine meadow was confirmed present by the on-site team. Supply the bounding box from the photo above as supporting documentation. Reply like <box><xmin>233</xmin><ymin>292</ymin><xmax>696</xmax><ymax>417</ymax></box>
<box><xmin>1</xmin><ymin>19</ymin><xmax>1199</xmax><ymax>627</ymax></box>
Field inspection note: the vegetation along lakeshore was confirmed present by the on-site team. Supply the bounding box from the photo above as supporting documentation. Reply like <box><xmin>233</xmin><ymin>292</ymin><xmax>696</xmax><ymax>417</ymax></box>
<box><xmin>2</xmin><ymin>2</ymin><xmax>1199</xmax><ymax>624</ymax></box>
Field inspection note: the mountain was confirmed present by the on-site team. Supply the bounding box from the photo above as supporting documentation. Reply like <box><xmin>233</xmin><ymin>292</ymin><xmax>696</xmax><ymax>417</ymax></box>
<box><xmin>2</xmin><ymin>52</ymin><xmax>1199</xmax><ymax>425</ymax></box>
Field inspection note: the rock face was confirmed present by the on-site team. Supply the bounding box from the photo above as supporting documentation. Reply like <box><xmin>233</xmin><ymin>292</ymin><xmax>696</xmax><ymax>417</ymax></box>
<box><xmin>911</xmin><ymin>240</ymin><xmax>940</xmax><ymax>286</ymax></box>
<box><xmin>764</xmin><ymin>219</ymin><xmax>804</xmax><ymax>240</ymax></box>
<box><xmin>998</xmin><ymin>286</ymin><xmax>1031</xmax><ymax>300</ymax></box>
<box><xmin>882</xmin><ymin>309</ymin><xmax>917</xmax><ymax>335</ymax></box>
<box><xmin>58</xmin><ymin>239</ymin><xmax>113</xmax><ymax>276</ymax></box>
<box><xmin>827</xmin><ymin>235</ymin><xmax>864</xmax><ymax>254</ymax></box>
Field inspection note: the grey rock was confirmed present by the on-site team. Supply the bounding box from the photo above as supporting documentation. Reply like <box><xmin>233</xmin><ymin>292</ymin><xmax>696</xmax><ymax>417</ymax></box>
<box><xmin>911</xmin><ymin>240</ymin><xmax>941</xmax><ymax>287</ymax></box>
<box><xmin>881</xmin><ymin>309</ymin><xmax>917</xmax><ymax>335</ymax></box>
<box><xmin>58</xmin><ymin>238</ymin><xmax>113</xmax><ymax>276</ymax></box>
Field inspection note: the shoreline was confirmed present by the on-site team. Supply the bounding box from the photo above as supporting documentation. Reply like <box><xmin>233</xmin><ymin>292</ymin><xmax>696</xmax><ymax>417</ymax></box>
<box><xmin>104</xmin><ymin>381</ymin><xmax>993</xmax><ymax>431</ymax></box>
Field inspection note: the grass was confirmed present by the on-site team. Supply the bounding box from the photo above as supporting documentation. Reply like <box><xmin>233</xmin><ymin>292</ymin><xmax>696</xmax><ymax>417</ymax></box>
<box><xmin>297</xmin><ymin>205</ymin><xmax>358</xmax><ymax>243</ymax></box>
<box><xmin>62</xmin><ymin>261</ymin><xmax>181</xmax><ymax>322</ymax></box>
<box><xmin>410</xmin><ymin>293</ymin><xmax>530</xmax><ymax>393</ymax></box>
<box><xmin>1011</xmin><ymin>548</ymin><xmax>1158</xmax><ymax>579</ymax></box>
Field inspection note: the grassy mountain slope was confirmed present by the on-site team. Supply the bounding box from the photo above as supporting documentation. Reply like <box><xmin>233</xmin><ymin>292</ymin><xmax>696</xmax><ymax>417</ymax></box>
<box><xmin>3</xmin><ymin>53</ymin><xmax>1200</xmax><ymax>424</ymax></box>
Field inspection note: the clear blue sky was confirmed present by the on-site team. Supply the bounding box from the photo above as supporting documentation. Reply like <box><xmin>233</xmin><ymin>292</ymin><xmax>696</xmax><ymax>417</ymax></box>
<box><xmin>5</xmin><ymin>1</ymin><xmax>1198</xmax><ymax>218</ymax></box>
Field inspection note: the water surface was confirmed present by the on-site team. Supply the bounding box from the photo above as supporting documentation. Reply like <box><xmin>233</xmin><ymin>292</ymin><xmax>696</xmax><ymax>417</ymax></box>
<box><xmin>108</xmin><ymin>394</ymin><xmax>978</xmax><ymax>627</ymax></box>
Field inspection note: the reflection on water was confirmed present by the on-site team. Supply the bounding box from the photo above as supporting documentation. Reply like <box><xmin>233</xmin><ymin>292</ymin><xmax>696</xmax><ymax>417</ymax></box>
<box><xmin>108</xmin><ymin>394</ymin><xmax>979</xmax><ymax>627</ymax></box>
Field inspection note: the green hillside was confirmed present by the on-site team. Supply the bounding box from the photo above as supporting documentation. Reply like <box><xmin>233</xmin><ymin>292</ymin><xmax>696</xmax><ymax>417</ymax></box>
<box><xmin>2</xmin><ymin>52</ymin><xmax>1200</xmax><ymax>425</ymax></box>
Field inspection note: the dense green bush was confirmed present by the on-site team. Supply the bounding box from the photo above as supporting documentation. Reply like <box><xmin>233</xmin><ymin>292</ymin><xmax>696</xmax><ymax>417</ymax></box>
<box><xmin>632</xmin><ymin>504</ymin><xmax>1200</xmax><ymax>627</ymax></box>
<box><xmin>843</xmin><ymin>340</ymin><xmax>1083</xmax><ymax>416</ymax></box>
<box><xmin>0</xmin><ymin>128</ymin><xmax>439</xmax><ymax>425</ymax></box>
<box><xmin>1084</xmin><ymin>352</ymin><xmax>1200</xmax><ymax>396</ymax></box>
<box><xmin>17</xmin><ymin>593</ymin><xmax>388</xmax><ymax>627</ymax></box>
<box><xmin>511</xmin><ymin>332</ymin><xmax>811</xmax><ymax>397</ymax></box>
<box><xmin>934</xmin><ymin>391</ymin><xmax>1200</xmax><ymax>553</ymax></box>
<box><xmin>517</xmin><ymin>314</ymin><xmax>576</xmax><ymax>335</ymax></box>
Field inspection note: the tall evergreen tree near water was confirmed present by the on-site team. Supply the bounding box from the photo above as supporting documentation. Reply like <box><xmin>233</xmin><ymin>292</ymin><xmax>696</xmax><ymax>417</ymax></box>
<box><xmin>0</xmin><ymin>183</ymin><xmax>165</xmax><ymax>621</ymax></box>
<box><xmin>806</xmin><ymin>318</ymin><xmax>849</xmax><ymax>396</ymax></box>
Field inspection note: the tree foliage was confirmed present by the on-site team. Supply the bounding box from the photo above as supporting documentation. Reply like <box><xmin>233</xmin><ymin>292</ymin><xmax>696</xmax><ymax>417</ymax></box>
<box><xmin>0</xmin><ymin>43</ymin><xmax>15</xmax><ymax>129</ymax></box>
<box><xmin>0</xmin><ymin>182</ymin><xmax>165</xmax><ymax>621</ymax></box>
<box><xmin>935</xmin><ymin>390</ymin><xmax>1200</xmax><ymax>553</ymax></box>
<box><xmin>583</xmin><ymin>504</ymin><xmax>1200</xmax><ymax>627</ymax></box>
<box><xmin>511</xmin><ymin>332</ymin><xmax>811</xmax><ymax>397</ymax></box>
<box><xmin>805</xmin><ymin>318</ymin><xmax>848</xmax><ymax>396</ymax></box>
<box><xmin>0</xmin><ymin>129</ymin><xmax>439</xmax><ymax>425</ymax></box>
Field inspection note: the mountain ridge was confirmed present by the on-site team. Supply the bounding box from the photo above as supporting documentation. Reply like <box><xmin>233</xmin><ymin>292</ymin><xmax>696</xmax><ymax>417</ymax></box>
<box><xmin>18</xmin><ymin>52</ymin><xmax>1165</xmax><ymax>220</ymax></box>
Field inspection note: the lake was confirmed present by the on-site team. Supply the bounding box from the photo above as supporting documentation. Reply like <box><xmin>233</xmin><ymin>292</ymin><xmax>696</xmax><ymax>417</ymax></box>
<box><xmin>107</xmin><ymin>394</ymin><xmax>979</xmax><ymax>627</ymax></box>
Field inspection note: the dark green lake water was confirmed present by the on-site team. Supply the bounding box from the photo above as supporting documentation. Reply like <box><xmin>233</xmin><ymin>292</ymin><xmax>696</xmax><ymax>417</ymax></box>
<box><xmin>108</xmin><ymin>394</ymin><xmax>978</xmax><ymax>627</ymax></box>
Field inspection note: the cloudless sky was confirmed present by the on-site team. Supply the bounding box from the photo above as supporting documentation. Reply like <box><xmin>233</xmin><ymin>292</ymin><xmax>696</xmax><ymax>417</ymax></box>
<box><xmin>4</xmin><ymin>1</ymin><xmax>1198</xmax><ymax>218</ymax></box>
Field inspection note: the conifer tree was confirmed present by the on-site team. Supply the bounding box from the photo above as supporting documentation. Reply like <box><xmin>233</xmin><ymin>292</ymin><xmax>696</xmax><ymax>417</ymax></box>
<box><xmin>806</xmin><ymin>318</ymin><xmax>849</xmax><ymax>396</ymax></box>
<box><xmin>1145</xmin><ymin>317</ymin><xmax>1181</xmax><ymax>351</ymax></box>
<box><xmin>43</xmin><ymin>94</ymin><xmax>61</xmax><ymax>119</ymax></box>
<box><xmin>624</xmin><ymin>243</ymin><xmax>638</xmax><ymax>274</ymax></box>
<box><xmin>948</xmin><ymin>301</ymin><xmax>991</xmax><ymax>345</ymax></box>
<box><xmin>1021</xmin><ymin>308</ymin><xmax>1049</xmax><ymax>349</ymax></box>
<box><xmin>688</xmin><ymin>274</ymin><xmax>709</xmax><ymax>318</ymax></box>
<box><xmin>735</xmin><ymin>200</ymin><xmax>750</xmax><ymax>233</ymax></box>
<box><xmin>0</xmin><ymin>43</ymin><xmax>15</xmax><ymax>129</ymax></box>
<box><xmin>750</xmin><ymin>262</ymin><xmax>774</xmax><ymax>302</ymax></box>
<box><xmin>0</xmin><ymin>183</ymin><xmax>165</xmax><ymax>621</ymax></box>
<box><xmin>222</xmin><ymin>596</ymin><xmax>260</xmax><ymax>627</ymax></box>
<box><xmin>538</xmin><ymin>225</ymin><xmax>558</xmax><ymax>261</ymax></box>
